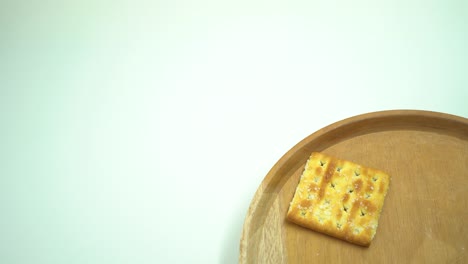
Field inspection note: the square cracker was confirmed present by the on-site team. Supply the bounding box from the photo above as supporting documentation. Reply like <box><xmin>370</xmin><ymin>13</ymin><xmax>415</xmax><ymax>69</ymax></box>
<box><xmin>286</xmin><ymin>152</ymin><xmax>390</xmax><ymax>246</ymax></box>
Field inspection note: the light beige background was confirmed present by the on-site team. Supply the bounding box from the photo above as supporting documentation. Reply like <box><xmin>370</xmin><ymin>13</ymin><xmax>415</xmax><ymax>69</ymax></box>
<box><xmin>1</xmin><ymin>0</ymin><xmax>467</xmax><ymax>263</ymax></box>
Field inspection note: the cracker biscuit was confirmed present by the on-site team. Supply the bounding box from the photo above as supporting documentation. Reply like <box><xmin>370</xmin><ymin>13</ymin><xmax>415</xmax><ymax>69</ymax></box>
<box><xmin>286</xmin><ymin>152</ymin><xmax>390</xmax><ymax>246</ymax></box>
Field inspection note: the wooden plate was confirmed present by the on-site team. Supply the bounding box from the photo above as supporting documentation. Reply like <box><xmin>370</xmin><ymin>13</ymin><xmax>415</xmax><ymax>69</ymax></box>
<box><xmin>239</xmin><ymin>110</ymin><xmax>468</xmax><ymax>263</ymax></box>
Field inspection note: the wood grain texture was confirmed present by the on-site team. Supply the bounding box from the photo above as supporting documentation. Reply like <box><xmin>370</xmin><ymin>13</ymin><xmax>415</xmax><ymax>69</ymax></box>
<box><xmin>239</xmin><ymin>110</ymin><xmax>468</xmax><ymax>264</ymax></box>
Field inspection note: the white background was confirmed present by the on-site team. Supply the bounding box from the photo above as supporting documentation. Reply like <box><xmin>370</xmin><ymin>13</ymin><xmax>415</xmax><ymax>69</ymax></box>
<box><xmin>1</xmin><ymin>0</ymin><xmax>467</xmax><ymax>263</ymax></box>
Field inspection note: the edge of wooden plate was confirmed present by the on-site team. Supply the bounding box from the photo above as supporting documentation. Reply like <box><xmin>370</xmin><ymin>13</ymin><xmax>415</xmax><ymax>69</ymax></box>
<box><xmin>239</xmin><ymin>109</ymin><xmax>468</xmax><ymax>263</ymax></box>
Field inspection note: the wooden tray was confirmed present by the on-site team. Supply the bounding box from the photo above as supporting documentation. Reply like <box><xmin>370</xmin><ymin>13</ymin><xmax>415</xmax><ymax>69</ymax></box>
<box><xmin>239</xmin><ymin>110</ymin><xmax>468</xmax><ymax>264</ymax></box>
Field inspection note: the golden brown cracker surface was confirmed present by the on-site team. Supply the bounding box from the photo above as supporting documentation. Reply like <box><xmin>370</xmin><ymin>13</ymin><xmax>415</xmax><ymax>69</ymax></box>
<box><xmin>286</xmin><ymin>152</ymin><xmax>390</xmax><ymax>246</ymax></box>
